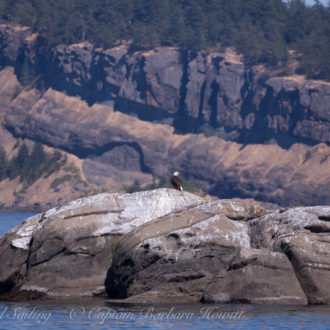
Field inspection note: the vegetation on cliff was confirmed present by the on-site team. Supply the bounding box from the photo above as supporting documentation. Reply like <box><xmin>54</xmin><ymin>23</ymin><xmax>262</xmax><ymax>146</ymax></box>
<box><xmin>0</xmin><ymin>142</ymin><xmax>66</xmax><ymax>185</ymax></box>
<box><xmin>0</xmin><ymin>0</ymin><xmax>329</xmax><ymax>80</ymax></box>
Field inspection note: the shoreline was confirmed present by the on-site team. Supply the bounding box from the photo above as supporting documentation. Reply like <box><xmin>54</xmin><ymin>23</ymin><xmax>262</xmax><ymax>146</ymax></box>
<box><xmin>0</xmin><ymin>206</ymin><xmax>44</xmax><ymax>214</ymax></box>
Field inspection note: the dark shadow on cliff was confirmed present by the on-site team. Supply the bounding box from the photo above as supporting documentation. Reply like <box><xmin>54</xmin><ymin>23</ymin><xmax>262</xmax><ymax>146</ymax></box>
<box><xmin>104</xmin><ymin>263</ymin><xmax>129</xmax><ymax>300</ymax></box>
<box><xmin>5</xmin><ymin>126</ymin><xmax>153</xmax><ymax>175</ymax></box>
<box><xmin>74</xmin><ymin>141</ymin><xmax>153</xmax><ymax>174</ymax></box>
<box><xmin>115</xmin><ymin>98</ymin><xmax>172</xmax><ymax>123</ymax></box>
<box><xmin>238</xmin><ymin>79</ymin><xmax>321</xmax><ymax>149</ymax></box>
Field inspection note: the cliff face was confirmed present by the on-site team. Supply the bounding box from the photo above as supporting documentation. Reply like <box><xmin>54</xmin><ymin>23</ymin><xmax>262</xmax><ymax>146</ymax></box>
<box><xmin>1</xmin><ymin>66</ymin><xmax>330</xmax><ymax>207</ymax></box>
<box><xmin>1</xmin><ymin>23</ymin><xmax>330</xmax><ymax>147</ymax></box>
<box><xmin>1</xmin><ymin>23</ymin><xmax>330</xmax><ymax>209</ymax></box>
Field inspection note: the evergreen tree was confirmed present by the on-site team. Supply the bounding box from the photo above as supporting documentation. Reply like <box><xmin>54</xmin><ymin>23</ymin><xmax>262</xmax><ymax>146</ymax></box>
<box><xmin>4</xmin><ymin>142</ymin><xmax>65</xmax><ymax>184</ymax></box>
<box><xmin>0</xmin><ymin>147</ymin><xmax>8</xmax><ymax>180</ymax></box>
<box><xmin>31</xmin><ymin>142</ymin><xmax>46</xmax><ymax>168</ymax></box>
<box><xmin>0</xmin><ymin>0</ymin><xmax>329</xmax><ymax>80</ymax></box>
<box><xmin>20</xmin><ymin>56</ymin><xmax>34</xmax><ymax>86</ymax></box>
<box><xmin>11</xmin><ymin>143</ymin><xmax>31</xmax><ymax>181</ymax></box>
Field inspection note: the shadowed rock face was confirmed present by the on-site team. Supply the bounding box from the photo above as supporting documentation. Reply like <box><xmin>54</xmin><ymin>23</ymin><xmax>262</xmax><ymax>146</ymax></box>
<box><xmin>1</xmin><ymin>23</ymin><xmax>330</xmax><ymax>146</ymax></box>
<box><xmin>0</xmin><ymin>189</ymin><xmax>329</xmax><ymax>305</ymax></box>
<box><xmin>203</xmin><ymin>248</ymin><xmax>307</xmax><ymax>305</ymax></box>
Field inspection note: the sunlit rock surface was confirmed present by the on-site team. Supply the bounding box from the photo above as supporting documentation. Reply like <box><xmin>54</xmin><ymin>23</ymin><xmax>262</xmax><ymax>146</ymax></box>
<box><xmin>0</xmin><ymin>189</ymin><xmax>202</xmax><ymax>297</ymax></box>
<box><xmin>0</xmin><ymin>189</ymin><xmax>329</xmax><ymax>305</ymax></box>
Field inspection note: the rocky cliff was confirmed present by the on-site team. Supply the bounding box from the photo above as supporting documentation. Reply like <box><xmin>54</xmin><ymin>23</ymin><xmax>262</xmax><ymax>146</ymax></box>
<box><xmin>0</xmin><ymin>67</ymin><xmax>330</xmax><ymax>208</ymax></box>
<box><xmin>1</xmin><ymin>23</ymin><xmax>330</xmax><ymax>146</ymax></box>
<box><xmin>0</xmin><ymin>189</ymin><xmax>329</xmax><ymax>305</ymax></box>
<box><xmin>0</xmin><ymin>23</ymin><xmax>330</xmax><ymax>209</ymax></box>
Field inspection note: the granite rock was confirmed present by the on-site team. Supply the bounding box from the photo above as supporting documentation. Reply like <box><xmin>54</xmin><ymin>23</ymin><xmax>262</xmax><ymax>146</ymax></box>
<box><xmin>0</xmin><ymin>189</ymin><xmax>202</xmax><ymax>298</ymax></box>
<box><xmin>1</xmin><ymin>189</ymin><xmax>328</xmax><ymax>305</ymax></box>
<box><xmin>250</xmin><ymin>206</ymin><xmax>330</xmax><ymax>304</ymax></box>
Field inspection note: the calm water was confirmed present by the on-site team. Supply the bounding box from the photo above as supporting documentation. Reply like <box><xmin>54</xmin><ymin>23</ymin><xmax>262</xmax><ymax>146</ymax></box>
<box><xmin>1</xmin><ymin>213</ymin><xmax>330</xmax><ymax>329</ymax></box>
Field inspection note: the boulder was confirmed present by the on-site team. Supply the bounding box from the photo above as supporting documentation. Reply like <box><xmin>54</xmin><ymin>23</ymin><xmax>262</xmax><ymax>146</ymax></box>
<box><xmin>203</xmin><ymin>248</ymin><xmax>307</xmax><ymax>305</ymax></box>
<box><xmin>0</xmin><ymin>213</ymin><xmax>42</xmax><ymax>295</ymax></box>
<box><xmin>105</xmin><ymin>200</ymin><xmax>308</xmax><ymax>305</ymax></box>
<box><xmin>250</xmin><ymin>206</ymin><xmax>330</xmax><ymax>304</ymax></box>
<box><xmin>106</xmin><ymin>200</ymin><xmax>249</xmax><ymax>303</ymax></box>
<box><xmin>0</xmin><ymin>189</ymin><xmax>329</xmax><ymax>305</ymax></box>
<box><xmin>0</xmin><ymin>189</ymin><xmax>202</xmax><ymax>298</ymax></box>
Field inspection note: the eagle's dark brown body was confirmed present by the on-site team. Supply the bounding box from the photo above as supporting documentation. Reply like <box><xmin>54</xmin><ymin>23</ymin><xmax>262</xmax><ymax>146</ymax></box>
<box><xmin>171</xmin><ymin>173</ymin><xmax>183</xmax><ymax>191</ymax></box>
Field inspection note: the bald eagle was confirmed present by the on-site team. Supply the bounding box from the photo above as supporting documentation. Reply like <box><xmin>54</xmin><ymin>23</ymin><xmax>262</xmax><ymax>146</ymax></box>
<box><xmin>171</xmin><ymin>171</ymin><xmax>183</xmax><ymax>192</ymax></box>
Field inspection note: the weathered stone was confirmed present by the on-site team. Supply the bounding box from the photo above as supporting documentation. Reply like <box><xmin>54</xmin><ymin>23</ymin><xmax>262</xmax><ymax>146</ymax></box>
<box><xmin>250</xmin><ymin>206</ymin><xmax>330</xmax><ymax>304</ymax></box>
<box><xmin>105</xmin><ymin>203</ymin><xmax>330</xmax><ymax>305</ymax></box>
<box><xmin>0</xmin><ymin>189</ymin><xmax>202</xmax><ymax>298</ymax></box>
<box><xmin>203</xmin><ymin>248</ymin><xmax>308</xmax><ymax>305</ymax></box>
<box><xmin>249</xmin><ymin>206</ymin><xmax>330</xmax><ymax>250</ymax></box>
<box><xmin>281</xmin><ymin>233</ymin><xmax>330</xmax><ymax>305</ymax></box>
<box><xmin>0</xmin><ymin>213</ymin><xmax>42</xmax><ymax>295</ymax></box>
<box><xmin>0</xmin><ymin>190</ymin><xmax>329</xmax><ymax>304</ymax></box>
<box><xmin>106</xmin><ymin>202</ymin><xmax>249</xmax><ymax>303</ymax></box>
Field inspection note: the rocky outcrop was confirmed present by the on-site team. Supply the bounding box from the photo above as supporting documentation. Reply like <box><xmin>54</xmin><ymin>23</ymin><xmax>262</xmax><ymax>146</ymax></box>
<box><xmin>1</xmin><ymin>189</ymin><xmax>329</xmax><ymax>305</ymax></box>
<box><xmin>106</xmin><ymin>198</ymin><xmax>250</xmax><ymax>303</ymax></box>
<box><xmin>250</xmin><ymin>206</ymin><xmax>330</xmax><ymax>304</ymax></box>
<box><xmin>202</xmin><ymin>248</ymin><xmax>307</xmax><ymax>305</ymax></box>
<box><xmin>106</xmin><ymin>200</ymin><xmax>307</xmax><ymax>305</ymax></box>
<box><xmin>0</xmin><ymin>24</ymin><xmax>38</xmax><ymax>66</ymax></box>
<box><xmin>0</xmin><ymin>189</ymin><xmax>202</xmax><ymax>298</ymax></box>
<box><xmin>1</xmin><ymin>23</ymin><xmax>330</xmax><ymax>146</ymax></box>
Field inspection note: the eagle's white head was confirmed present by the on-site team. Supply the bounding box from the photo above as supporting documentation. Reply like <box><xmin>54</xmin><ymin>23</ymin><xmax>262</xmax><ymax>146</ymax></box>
<box><xmin>173</xmin><ymin>171</ymin><xmax>180</xmax><ymax>176</ymax></box>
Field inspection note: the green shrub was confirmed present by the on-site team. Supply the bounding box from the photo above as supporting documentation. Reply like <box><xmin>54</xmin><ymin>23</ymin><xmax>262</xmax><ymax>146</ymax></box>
<box><xmin>63</xmin><ymin>165</ymin><xmax>80</xmax><ymax>173</ymax></box>
<box><xmin>124</xmin><ymin>180</ymin><xmax>141</xmax><ymax>193</ymax></box>
<box><xmin>50</xmin><ymin>175</ymin><xmax>72</xmax><ymax>189</ymax></box>
<box><xmin>6</xmin><ymin>142</ymin><xmax>67</xmax><ymax>185</ymax></box>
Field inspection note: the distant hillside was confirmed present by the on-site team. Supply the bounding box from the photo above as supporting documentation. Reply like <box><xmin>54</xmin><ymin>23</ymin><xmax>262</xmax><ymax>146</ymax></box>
<box><xmin>0</xmin><ymin>19</ymin><xmax>329</xmax><ymax>210</ymax></box>
<box><xmin>0</xmin><ymin>0</ymin><xmax>329</xmax><ymax>80</ymax></box>
<box><xmin>0</xmin><ymin>66</ymin><xmax>330</xmax><ymax>210</ymax></box>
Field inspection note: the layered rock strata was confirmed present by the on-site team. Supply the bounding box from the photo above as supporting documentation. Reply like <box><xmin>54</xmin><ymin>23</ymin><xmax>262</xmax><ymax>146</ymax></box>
<box><xmin>1</xmin><ymin>67</ymin><xmax>329</xmax><ymax>207</ymax></box>
<box><xmin>1</xmin><ymin>23</ymin><xmax>330</xmax><ymax>146</ymax></box>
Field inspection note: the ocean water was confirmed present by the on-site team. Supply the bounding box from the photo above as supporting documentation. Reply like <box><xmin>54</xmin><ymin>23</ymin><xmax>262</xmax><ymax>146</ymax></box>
<box><xmin>1</xmin><ymin>213</ymin><xmax>330</xmax><ymax>329</ymax></box>
<box><xmin>0</xmin><ymin>212</ymin><xmax>36</xmax><ymax>236</ymax></box>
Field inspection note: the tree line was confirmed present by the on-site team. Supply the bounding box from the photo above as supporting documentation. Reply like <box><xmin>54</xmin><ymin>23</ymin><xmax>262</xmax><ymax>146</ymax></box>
<box><xmin>0</xmin><ymin>0</ymin><xmax>329</xmax><ymax>80</ymax></box>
